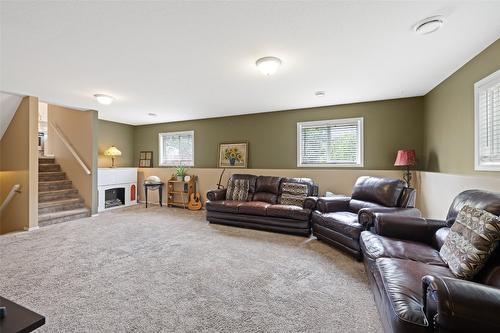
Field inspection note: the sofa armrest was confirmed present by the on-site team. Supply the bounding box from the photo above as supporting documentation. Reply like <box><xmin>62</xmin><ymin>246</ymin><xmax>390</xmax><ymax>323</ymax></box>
<box><xmin>206</xmin><ymin>188</ymin><xmax>227</xmax><ymax>201</ymax></box>
<box><xmin>316</xmin><ymin>196</ymin><xmax>351</xmax><ymax>213</ymax></box>
<box><xmin>358</xmin><ymin>207</ymin><xmax>421</xmax><ymax>229</ymax></box>
<box><xmin>303</xmin><ymin>197</ymin><xmax>318</xmax><ymax>210</ymax></box>
<box><xmin>373</xmin><ymin>214</ymin><xmax>447</xmax><ymax>243</ymax></box>
<box><xmin>422</xmin><ymin>275</ymin><xmax>500</xmax><ymax>332</ymax></box>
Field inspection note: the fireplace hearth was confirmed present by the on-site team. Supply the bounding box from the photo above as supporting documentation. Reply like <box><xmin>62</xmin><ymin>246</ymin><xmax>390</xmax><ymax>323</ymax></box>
<box><xmin>98</xmin><ymin>168</ymin><xmax>137</xmax><ymax>212</ymax></box>
<box><xmin>105</xmin><ymin>188</ymin><xmax>125</xmax><ymax>209</ymax></box>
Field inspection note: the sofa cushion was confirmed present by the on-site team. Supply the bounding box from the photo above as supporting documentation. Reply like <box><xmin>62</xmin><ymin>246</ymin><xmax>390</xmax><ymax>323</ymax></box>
<box><xmin>228</xmin><ymin>174</ymin><xmax>258</xmax><ymax>200</ymax></box>
<box><xmin>226</xmin><ymin>179</ymin><xmax>250</xmax><ymax>201</ymax></box>
<box><xmin>360</xmin><ymin>231</ymin><xmax>446</xmax><ymax>266</ymax></box>
<box><xmin>351</xmin><ymin>176</ymin><xmax>406</xmax><ymax>207</ymax></box>
<box><xmin>375</xmin><ymin>258</ymin><xmax>455</xmax><ymax>327</ymax></box>
<box><xmin>440</xmin><ymin>205</ymin><xmax>500</xmax><ymax>280</ymax></box>
<box><xmin>279</xmin><ymin>177</ymin><xmax>316</xmax><ymax>196</ymax></box>
<box><xmin>205</xmin><ymin>200</ymin><xmax>246</xmax><ymax>213</ymax></box>
<box><xmin>253</xmin><ymin>176</ymin><xmax>282</xmax><ymax>203</ymax></box>
<box><xmin>313</xmin><ymin>211</ymin><xmax>362</xmax><ymax>239</ymax></box>
<box><xmin>267</xmin><ymin>204</ymin><xmax>311</xmax><ymax>221</ymax></box>
<box><xmin>279</xmin><ymin>182</ymin><xmax>308</xmax><ymax>207</ymax></box>
<box><xmin>238</xmin><ymin>201</ymin><xmax>270</xmax><ymax>216</ymax></box>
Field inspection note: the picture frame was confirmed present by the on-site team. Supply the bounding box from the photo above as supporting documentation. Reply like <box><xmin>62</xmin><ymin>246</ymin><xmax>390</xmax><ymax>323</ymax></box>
<box><xmin>218</xmin><ymin>142</ymin><xmax>248</xmax><ymax>168</ymax></box>
<box><xmin>139</xmin><ymin>151</ymin><xmax>153</xmax><ymax>168</ymax></box>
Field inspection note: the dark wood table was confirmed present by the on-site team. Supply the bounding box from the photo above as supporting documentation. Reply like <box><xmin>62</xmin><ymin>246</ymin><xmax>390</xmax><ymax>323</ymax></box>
<box><xmin>0</xmin><ymin>296</ymin><xmax>45</xmax><ymax>333</ymax></box>
<box><xmin>144</xmin><ymin>182</ymin><xmax>164</xmax><ymax>208</ymax></box>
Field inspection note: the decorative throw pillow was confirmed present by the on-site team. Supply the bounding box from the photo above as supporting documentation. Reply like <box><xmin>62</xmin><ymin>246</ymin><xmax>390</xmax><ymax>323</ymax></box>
<box><xmin>439</xmin><ymin>205</ymin><xmax>500</xmax><ymax>280</ymax></box>
<box><xmin>226</xmin><ymin>179</ymin><xmax>249</xmax><ymax>201</ymax></box>
<box><xmin>280</xmin><ymin>182</ymin><xmax>309</xmax><ymax>207</ymax></box>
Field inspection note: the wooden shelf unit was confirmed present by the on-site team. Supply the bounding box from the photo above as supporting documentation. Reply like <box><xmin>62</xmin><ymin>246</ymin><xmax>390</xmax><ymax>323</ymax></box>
<box><xmin>167</xmin><ymin>177</ymin><xmax>195</xmax><ymax>209</ymax></box>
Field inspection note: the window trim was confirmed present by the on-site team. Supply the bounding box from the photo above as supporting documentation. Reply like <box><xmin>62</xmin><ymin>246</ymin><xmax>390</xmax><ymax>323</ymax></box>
<box><xmin>158</xmin><ymin>130</ymin><xmax>195</xmax><ymax>167</ymax></box>
<box><xmin>474</xmin><ymin>69</ymin><xmax>500</xmax><ymax>171</ymax></box>
<box><xmin>296</xmin><ymin>117</ymin><xmax>364</xmax><ymax>168</ymax></box>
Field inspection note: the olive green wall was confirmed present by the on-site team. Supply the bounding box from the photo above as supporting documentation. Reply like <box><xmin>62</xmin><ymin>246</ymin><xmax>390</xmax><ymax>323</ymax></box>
<box><xmin>97</xmin><ymin>119</ymin><xmax>135</xmax><ymax>167</ymax></box>
<box><xmin>423</xmin><ymin>38</ymin><xmax>500</xmax><ymax>175</ymax></box>
<box><xmin>133</xmin><ymin>97</ymin><xmax>424</xmax><ymax>169</ymax></box>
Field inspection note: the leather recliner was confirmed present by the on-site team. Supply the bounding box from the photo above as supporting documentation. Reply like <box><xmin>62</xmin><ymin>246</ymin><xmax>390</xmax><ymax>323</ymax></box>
<box><xmin>311</xmin><ymin>176</ymin><xmax>420</xmax><ymax>259</ymax></box>
<box><xmin>360</xmin><ymin>189</ymin><xmax>500</xmax><ymax>333</ymax></box>
<box><xmin>205</xmin><ymin>174</ymin><xmax>319</xmax><ymax>236</ymax></box>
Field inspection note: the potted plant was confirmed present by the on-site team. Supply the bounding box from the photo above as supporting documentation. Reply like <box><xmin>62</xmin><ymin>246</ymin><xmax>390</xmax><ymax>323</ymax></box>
<box><xmin>175</xmin><ymin>165</ymin><xmax>188</xmax><ymax>181</ymax></box>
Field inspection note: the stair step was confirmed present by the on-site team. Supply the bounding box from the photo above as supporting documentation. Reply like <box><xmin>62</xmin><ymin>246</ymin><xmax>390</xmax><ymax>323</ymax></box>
<box><xmin>39</xmin><ymin>188</ymin><xmax>79</xmax><ymax>202</ymax></box>
<box><xmin>38</xmin><ymin>198</ymin><xmax>84</xmax><ymax>215</ymax></box>
<box><xmin>39</xmin><ymin>171</ymin><xmax>66</xmax><ymax>181</ymax></box>
<box><xmin>39</xmin><ymin>180</ymin><xmax>73</xmax><ymax>192</ymax></box>
<box><xmin>38</xmin><ymin>207</ymin><xmax>90</xmax><ymax>227</ymax></box>
<box><xmin>39</xmin><ymin>163</ymin><xmax>61</xmax><ymax>172</ymax></box>
<box><xmin>39</xmin><ymin>157</ymin><xmax>55</xmax><ymax>164</ymax></box>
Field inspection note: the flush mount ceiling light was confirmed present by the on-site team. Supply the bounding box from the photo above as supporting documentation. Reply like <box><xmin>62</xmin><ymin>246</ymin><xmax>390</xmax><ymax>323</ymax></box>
<box><xmin>148</xmin><ymin>113</ymin><xmax>157</xmax><ymax>117</ymax></box>
<box><xmin>94</xmin><ymin>94</ymin><xmax>115</xmax><ymax>105</ymax></box>
<box><xmin>256</xmin><ymin>56</ymin><xmax>282</xmax><ymax>76</ymax></box>
<box><xmin>414</xmin><ymin>16</ymin><xmax>444</xmax><ymax>35</ymax></box>
<box><xmin>315</xmin><ymin>91</ymin><xmax>326</xmax><ymax>97</ymax></box>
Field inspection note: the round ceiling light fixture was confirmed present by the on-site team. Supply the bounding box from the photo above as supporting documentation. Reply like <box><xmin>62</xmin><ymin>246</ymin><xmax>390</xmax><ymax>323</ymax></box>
<box><xmin>148</xmin><ymin>113</ymin><xmax>157</xmax><ymax>117</ymax></box>
<box><xmin>414</xmin><ymin>16</ymin><xmax>444</xmax><ymax>35</ymax></box>
<box><xmin>94</xmin><ymin>94</ymin><xmax>115</xmax><ymax>105</ymax></box>
<box><xmin>315</xmin><ymin>91</ymin><xmax>326</xmax><ymax>97</ymax></box>
<box><xmin>256</xmin><ymin>56</ymin><xmax>282</xmax><ymax>76</ymax></box>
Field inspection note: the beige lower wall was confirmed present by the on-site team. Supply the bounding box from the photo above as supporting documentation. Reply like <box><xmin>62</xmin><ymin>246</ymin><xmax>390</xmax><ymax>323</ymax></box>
<box><xmin>137</xmin><ymin>167</ymin><xmax>404</xmax><ymax>206</ymax></box>
<box><xmin>416</xmin><ymin>171</ymin><xmax>500</xmax><ymax>219</ymax></box>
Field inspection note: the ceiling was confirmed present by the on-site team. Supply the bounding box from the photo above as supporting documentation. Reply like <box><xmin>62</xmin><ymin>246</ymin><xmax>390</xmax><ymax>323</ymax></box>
<box><xmin>1</xmin><ymin>1</ymin><xmax>500</xmax><ymax>125</ymax></box>
<box><xmin>0</xmin><ymin>92</ymin><xmax>22</xmax><ymax>140</ymax></box>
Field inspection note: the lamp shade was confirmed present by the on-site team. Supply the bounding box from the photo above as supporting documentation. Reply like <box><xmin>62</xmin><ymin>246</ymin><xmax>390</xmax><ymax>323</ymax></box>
<box><xmin>104</xmin><ymin>146</ymin><xmax>122</xmax><ymax>157</ymax></box>
<box><xmin>394</xmin><ymin>149</ymin><xmax>416</xmax><ymax>166</ymax></box>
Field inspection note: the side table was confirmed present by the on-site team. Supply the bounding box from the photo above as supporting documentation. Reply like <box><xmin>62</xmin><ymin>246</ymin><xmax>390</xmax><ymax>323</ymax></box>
<box><xmin>144</xmin><ymin>182</ymin><xmax>164</xmax><ymax>208</ymax></box>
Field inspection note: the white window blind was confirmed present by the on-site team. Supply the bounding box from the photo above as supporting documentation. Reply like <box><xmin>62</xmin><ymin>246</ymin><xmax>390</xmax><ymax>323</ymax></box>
<box><xmin>475</xmin><ymin>69</ymin><xmax>500</xmax><ymax>171</ymax></box>
<box><xmin>297</xmin><ymin>117</ymin><xmax>363</xmax><ymax>167</ymax></box>
<box><xmin>158</xmin><ymin>131</ymin><xmax>194</xmax><ymax>166</ymax></box>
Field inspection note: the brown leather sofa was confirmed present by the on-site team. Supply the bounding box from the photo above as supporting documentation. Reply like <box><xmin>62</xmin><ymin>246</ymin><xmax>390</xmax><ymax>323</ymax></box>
<box><xmin>360</xmin><ymin>189</ymin><xmax>500</xmax><ymax>333</ymax></box>
<box><xmin>311</xmin><ymin>176</ymin><xmax>420</xmax><ymax>259</ymax></box>
<box><xmin>206</xmin><ymin>174</ymin><xmax>319</xmax><ymax>236</ymax></box>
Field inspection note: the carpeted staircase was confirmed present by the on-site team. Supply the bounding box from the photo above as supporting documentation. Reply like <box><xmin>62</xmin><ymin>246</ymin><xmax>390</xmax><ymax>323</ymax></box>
<box><xmin>38</xmin><ymin>156</ymin><xmax>90</xmax><ymax>227</ymax></box>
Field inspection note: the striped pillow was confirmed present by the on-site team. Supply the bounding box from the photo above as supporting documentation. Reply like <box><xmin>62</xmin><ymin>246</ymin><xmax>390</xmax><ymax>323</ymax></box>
<box><xmin>226</xmin><ymin>179</ymin><xmax>249</xmax><ymax>201</ymax></box>
<box><xmin>280</xmin><ymin>182</ymin><xmax>308</xmax><ymax>207</ymax></box>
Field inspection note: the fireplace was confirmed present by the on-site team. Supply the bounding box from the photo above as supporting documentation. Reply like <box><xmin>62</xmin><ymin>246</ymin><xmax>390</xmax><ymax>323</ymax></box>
<box><xmin>98</xmin><ymin>168</ymin><xmax>137</xmax><ymax>212</ymax></box>
<box><xmin>105</xmin><ymin>187</ymin><xmax>125</xmax><ymax>209</ymax></box>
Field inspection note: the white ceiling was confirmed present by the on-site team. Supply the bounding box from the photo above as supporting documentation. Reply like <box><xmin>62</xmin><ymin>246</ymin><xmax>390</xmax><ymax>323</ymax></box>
<box><xmin>1</xmin><ymin>1</ymin><xmax>500</xmax><ymax>125</ymax></box>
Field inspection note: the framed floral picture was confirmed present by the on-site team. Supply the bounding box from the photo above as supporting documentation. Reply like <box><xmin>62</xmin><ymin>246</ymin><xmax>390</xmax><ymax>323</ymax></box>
<box><xmin>218</xmin><ymin>142</ymin><xmax>248</xmax><ymax>168</ymax></box>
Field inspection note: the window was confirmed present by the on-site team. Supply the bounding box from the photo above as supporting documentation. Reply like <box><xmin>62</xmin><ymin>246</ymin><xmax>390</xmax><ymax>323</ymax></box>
<box><xmin>475</xmin><ymin>69</ymin><xmax>500</xmax><ymax>171</ymax></box>
<box><xmin>297</xmin><ymin>117</ymin><xmax>363</xmax><ymax>167</ymax></box>
<box><xmin>159</xmin><ymin>131</ymin><xmax>194</xmax><ymax>166</ymax></box>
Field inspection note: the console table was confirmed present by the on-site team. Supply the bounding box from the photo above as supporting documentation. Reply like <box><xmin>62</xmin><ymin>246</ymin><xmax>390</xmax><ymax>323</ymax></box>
<box><xmin>0</xmin><ymin>296</ymin><xmax>45</xmax><ymax>333</ymax></box>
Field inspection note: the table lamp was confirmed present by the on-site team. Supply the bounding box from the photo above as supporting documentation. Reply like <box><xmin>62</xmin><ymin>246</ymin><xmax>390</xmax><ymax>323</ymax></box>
<box><xmin>104</xmin><ymin>146</ymin><xmax>122</xmax><ymax>168</ymax></box>
<box><xmin>394</xmin><ymin>149</ymin><xmax>416</xmax><ymax>187</ymax></box>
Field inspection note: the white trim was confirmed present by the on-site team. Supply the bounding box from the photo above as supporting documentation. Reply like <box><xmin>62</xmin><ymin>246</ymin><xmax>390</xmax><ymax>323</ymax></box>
<box><xmin>474</xmin><ymin>69</ymin><xmax>500</xmax><ymax>171</ymax></box>
<box><xmin>158</xmin><ymin>130</ymin><xmax>195</xmax><ymax>167</ymax></box>
<box><xmin>297</xmin><ymin>117</ymin><xmax>364</xmax><ymax>168</ymax></box>
<box><xmin>23</xmin><ymin>226</ymin><xmax>40</xmax><ymax>231</ymax></box>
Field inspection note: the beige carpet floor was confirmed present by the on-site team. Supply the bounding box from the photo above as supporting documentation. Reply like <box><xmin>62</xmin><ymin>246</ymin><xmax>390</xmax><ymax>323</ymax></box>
<box><xmin>0</xmin><ymin>205</ymin><xmax>382</xmax><ymax>332</ymax></box>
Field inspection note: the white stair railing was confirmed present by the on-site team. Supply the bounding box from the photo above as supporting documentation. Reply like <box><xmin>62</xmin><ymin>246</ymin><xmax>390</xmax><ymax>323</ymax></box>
<box><xmin>0</xmin><ymin>184</ymin><xmax>21</xmax><ymax>214</ymax></box>
<box><xmin>49</xmin><ymin>122</ymin><xmax>91</xmax><ymax>175</ymax></box>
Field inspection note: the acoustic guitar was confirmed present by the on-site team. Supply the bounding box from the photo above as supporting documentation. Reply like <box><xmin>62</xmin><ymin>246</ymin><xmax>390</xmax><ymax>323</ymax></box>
<box><xmin>188</xmin><ymin>192</ymin><xmax>202</xmax><ymax>211</ymax></box>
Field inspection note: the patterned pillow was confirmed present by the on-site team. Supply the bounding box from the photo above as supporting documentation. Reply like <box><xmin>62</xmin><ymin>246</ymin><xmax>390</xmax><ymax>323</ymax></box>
<box><xmin>226</xmin><ymin>179</ymin><xmax>249</xmax><ymax>201</ymax></box>
<box><xmin>439</xmin><ymin>205</ymin><xmax>500</xmax><ymax>280</ymax></box>
<box><xmin>280</xmin><ymin>182</ymin><xmax>309</xmax><ymax>207</ymax></box>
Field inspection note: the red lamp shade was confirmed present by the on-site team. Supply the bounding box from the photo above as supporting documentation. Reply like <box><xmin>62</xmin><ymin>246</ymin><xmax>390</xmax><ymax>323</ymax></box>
<box><xmin>394</xmin><ymin>149</ymin><xmax>416</xmax><ymax>167</ymax></box>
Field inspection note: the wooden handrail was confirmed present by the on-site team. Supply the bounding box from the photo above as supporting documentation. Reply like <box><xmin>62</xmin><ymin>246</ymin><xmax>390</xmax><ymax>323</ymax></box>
<box><xmin>49</xmin><ymin>122</ymin><xmax>91</xmax><ymax>175</ymax></box>
<box><xmin>0</xmin><ymin>184</ymin><xmax>21</xmax><ymax>214</ymax></box>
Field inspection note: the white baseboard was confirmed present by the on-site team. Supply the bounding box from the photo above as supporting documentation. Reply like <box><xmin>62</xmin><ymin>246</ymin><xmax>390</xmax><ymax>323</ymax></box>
<box><xmin>24</xmin><ymin>226</ymin><xmax>40</xmax><ymax>231</ymax></box>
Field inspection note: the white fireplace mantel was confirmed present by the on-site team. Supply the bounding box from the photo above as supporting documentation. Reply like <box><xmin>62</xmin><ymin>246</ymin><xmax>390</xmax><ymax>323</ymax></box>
<box><xmin>98</xmin><ymin>168</ymin><xmax>138</xmax><ymax>212</ymax></box>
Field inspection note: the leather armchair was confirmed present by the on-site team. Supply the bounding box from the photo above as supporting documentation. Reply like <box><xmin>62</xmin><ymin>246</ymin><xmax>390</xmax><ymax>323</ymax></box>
<box><xmin>422</xmin><ymin>275</ymin><xmax>500</xmax><ymax>332</ymax></box>
<box><xmin>312</xmin><ymin>176</ymin><xmax>420</xmax><ymax>259</ymax></box>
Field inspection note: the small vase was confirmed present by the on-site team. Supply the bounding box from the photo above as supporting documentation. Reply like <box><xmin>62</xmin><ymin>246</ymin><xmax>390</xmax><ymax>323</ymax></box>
<box><xmin>229</xmin><ymin>157</ymin><xmax>236</xmax><ymax>166</ymax></box>
<box><xmin>176</xmin><ymin>175</ymin><xmax>184</xmax><ymax>181</ymax></box>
